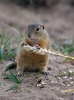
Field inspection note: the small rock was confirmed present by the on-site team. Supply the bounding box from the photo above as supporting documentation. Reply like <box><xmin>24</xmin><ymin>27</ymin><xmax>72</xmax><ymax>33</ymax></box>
<box><xmin>70</xmin><ymin>81</ymin><xmax>73</xmax><ymax>84</ymax></box>
<box><xmin>41</xmin><ymin>82</ymin><xmax>46</xmax><ymax>85</ymax></box>
<box><xmin>70</xmin><ymin>77</ymin><xmax>73</xmax><ymax>80</ymax></box>
<box><xmin>40</xmin><ymin>85</ymin><xmax>44</xmax><ymax>88</ymax></box>
<box><xmin>63</xmin><ymin>76</ymin><xmax>67</xmax><ymax>79</ymax></box>
<box><xmin>67</xmin><ymin>84</ymin><xmax>70</xmax><ymax>87</ymax></box>
<box><xmin>37</xmin><ymin>79</ymin><xmax>42</xmax><ymax>84</ymax></box>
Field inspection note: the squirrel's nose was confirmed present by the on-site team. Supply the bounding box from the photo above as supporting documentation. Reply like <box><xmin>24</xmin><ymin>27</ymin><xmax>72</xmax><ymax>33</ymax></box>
<box><xmin>28</xmin><ymin>34</ymin><xmax>31</xmax><ymax>38</ymax></box>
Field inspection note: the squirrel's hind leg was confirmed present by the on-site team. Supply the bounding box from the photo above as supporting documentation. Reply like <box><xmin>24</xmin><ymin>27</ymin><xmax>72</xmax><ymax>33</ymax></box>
<box><xmin>16</xmin><ymin>57</ymin><xmax>25</xmax><ymax>76</ymax></box>
<box><xmin>39</xmin><ymin>63</ymin><xmax>49</xmax><ymax>75</ymax></box>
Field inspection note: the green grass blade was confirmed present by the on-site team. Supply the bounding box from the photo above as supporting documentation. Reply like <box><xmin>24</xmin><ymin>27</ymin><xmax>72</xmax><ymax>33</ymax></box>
<box><xmin>0</xmin><ymin>45</ymin><xmax>4</xmax><ymax>61</ymax></box>
<box><xmin>5</xmin><ymin>84</ymin><xmax>18</xmax><ymax>92</ymax></box>
<box><xmin>1</xmin><ymin>45</ymin><xmax>4</xmax><ymax>60</ymax></box>
<box><xmin>66</xmin><ymin>46</ymin><xmax>74</xmax><ymax>54</ymax></box>
<box><xmin>4</xmin><ymin>35</ymin><xmax>13</xmax><ymax>44</ymax></box>
<box><xmin>8</xmin><ymin>70</ymin><xmax>21</xmax><ymax>84</ymax></box>
<box><xmin>0</xmin><ymin>30</ymin><xmax>6</xmax><ymax>45</ymax></box>
<box><xmin>0</xmin><ymin>50</ymin><xmax>2</xmax><ymax>61</ymax></box>
<box><xmin>5</xmin><ymin>50</ymin><xmax>16</xmax><ymax>60</ymax></box>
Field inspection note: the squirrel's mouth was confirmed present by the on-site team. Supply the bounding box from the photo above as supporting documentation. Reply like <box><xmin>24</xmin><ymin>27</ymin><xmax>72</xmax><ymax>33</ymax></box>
<box><xmin>29</xmin><ymin>38</ymin><xmax>38</xmax><ymax>46</ymax></box>
<box><xmin>29</xmin><ymin>38</ymin><xmax>36</xmax><ymax>41</ymax></box>
<box><xmin>30</xmin><ymin>39</ymin><xmax>34</xmax><ymax>40</ymax></box>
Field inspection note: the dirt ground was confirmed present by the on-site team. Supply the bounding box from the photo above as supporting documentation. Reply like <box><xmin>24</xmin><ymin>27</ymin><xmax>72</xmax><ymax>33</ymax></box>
<box><xmin>0</xmin><ymin>2</ymin><xmax>74</xmax><ymax>100</ymax></box>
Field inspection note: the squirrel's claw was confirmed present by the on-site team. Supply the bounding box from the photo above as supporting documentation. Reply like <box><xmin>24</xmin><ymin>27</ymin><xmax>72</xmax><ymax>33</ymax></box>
<box><xmin>35</xmin><ymin>45</ymin><xmax>40</xmax><ymax>50</ymax></box>
<box><xmin>21</xmin><ymin>43</ymin><xmax>27</xmax><ymax>47</ymax></box>
<box><xmin>16</xmin><ymin>71</ymin><xmax>23</xmax><ymax>77</ymax></box>
<box><xmin>41</xmin><ymin>71</ymin><xmax>50</xmax><ymax>75</ymax></box>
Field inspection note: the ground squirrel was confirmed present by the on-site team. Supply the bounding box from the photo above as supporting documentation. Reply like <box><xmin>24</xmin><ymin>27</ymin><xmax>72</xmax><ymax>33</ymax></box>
<box><xmin>3</xmin><ymin>22</ymin><xmax>50</xmax><ymax>75</ymax></box>
<box><xmin>16</xmin><ymin>22</ymin><xmax>50</xmax><ymax>75</ymax></box>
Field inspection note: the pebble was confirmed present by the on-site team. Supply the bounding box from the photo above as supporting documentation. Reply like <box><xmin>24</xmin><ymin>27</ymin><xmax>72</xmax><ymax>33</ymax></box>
<box><xmin>63</xmin><ymin>76</ymin><xmax>67</xmax><ymax>79</ymax></box>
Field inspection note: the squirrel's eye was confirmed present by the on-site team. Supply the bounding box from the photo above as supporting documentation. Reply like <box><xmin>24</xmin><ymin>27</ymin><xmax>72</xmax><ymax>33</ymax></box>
<box><xmin>36</xmin><ymin>28</ymin><xmax>40</xmax><ymax>32</ymax></box>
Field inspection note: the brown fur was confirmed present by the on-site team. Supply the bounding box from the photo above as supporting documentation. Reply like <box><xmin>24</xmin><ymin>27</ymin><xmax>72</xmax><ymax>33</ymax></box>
<box><xmin>17</xmin><ymin>22</ymin><xmax>50</xmax><ymax>74</ymax></box>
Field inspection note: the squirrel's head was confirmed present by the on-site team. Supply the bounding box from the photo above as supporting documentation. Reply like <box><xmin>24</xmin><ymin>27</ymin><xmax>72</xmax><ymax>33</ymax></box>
<box><xmin>27</xmin><ymin>22</ymin><xmax>48</xmax><ymax>46</ymax></box>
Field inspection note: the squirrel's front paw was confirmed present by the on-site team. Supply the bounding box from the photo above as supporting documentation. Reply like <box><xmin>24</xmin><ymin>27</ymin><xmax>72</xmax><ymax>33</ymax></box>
<box><xmin>21</xmin><ymin>43</ymin><xmax>27</xmax><ymax>47</ymax></box>
<box><xmin>33</xmin><ymin>45</ymin><xmax>46</xmax><ymax>55</ymax></box>
<box><xmin>34</xmin><ymin>45</ymin><xmax>40</xmax><ymax>51</ymax></box>
<box><xmin>33</xmin><ymin>45</ymin><xmax>41</xmax><ymax>54</ymax></box>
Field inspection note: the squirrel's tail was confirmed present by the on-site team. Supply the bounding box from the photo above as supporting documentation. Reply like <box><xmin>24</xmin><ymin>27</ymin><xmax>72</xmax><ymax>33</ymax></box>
<box><xmin>3</xmin><ymin>61</ymin><xmax>17</xmax><ymax>71</ymax></box>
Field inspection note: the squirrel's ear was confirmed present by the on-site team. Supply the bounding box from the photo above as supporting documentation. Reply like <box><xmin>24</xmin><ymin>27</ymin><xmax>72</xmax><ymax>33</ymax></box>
<box><xmin>43</xmin><ymin>25</ymin><xmax>45</xmax><ymax>30</ymax></box>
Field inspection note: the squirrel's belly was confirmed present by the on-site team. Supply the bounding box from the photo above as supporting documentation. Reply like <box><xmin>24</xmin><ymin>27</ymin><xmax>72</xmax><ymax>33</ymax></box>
<box><xmin>24</xmin><ymin>52</ymin><xmax>48</xmax><ymax>70</ymax></box>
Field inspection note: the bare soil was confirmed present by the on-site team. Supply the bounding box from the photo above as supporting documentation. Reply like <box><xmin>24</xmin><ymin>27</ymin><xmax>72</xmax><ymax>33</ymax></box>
<box><xmin>0</xmin><ymin>3</ymin><xmax>74</xmax><ymax>100</ymax></box>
